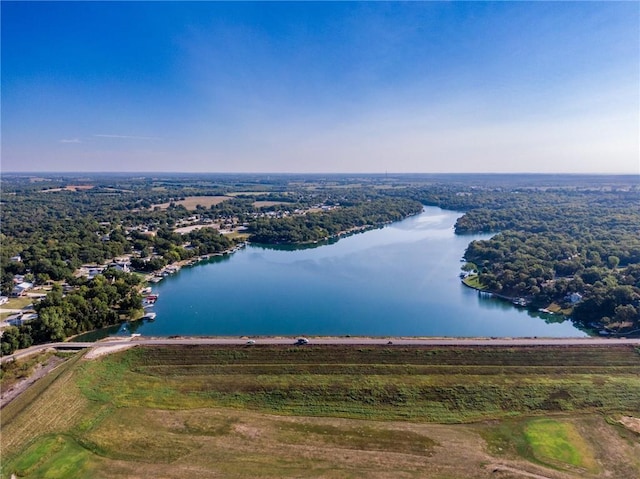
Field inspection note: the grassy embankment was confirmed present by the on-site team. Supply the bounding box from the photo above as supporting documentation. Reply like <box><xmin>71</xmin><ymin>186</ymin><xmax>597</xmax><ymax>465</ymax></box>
<box><xmin>2</xmin><ymin>345</ymin><xmax>639</xmax><ymax>478</ymax></box>
<box><xmin>461</xmin><ymin>274</ymin><xmax>487</xmax><ymax>290</ymax></box>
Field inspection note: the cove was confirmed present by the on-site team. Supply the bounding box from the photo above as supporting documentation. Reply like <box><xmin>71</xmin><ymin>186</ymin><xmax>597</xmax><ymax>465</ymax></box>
<box><xmin>95</xmin><ymin>207</ymin><xmax>588</xmax><ymax>338</ymax></box>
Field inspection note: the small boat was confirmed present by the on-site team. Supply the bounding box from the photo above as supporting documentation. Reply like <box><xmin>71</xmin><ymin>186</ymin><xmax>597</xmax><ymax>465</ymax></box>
<box><xmin>143</xmin><ymin>312</ymin><xmax>157</xmax><ymax>321</ymax></box>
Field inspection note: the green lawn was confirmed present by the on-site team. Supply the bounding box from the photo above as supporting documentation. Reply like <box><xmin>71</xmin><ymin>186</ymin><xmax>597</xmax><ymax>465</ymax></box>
<box><xmin>462</xmin><ymin>274</ymin><xmax>486</xmax><ymax>290</ymax></box>
<box><xmin>525</xmin><ymin>418</ymin><xmax>599</xmax><ymax>472</ymax></box>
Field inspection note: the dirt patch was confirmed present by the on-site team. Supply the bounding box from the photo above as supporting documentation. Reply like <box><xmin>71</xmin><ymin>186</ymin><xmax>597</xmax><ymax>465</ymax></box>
<box><xmin>173</xmin><ymin>224</ymin><xmax>220</xmax><ymax>234</ymax></box>
<box><xmin>233</xmin><ymin>423</ymin><xmax>262</xmax><ymax>439</ymax></box>
<box><xmin>42</xmin><ymin>185</ymin><xmax>95</xmax><ymax>192</ymax></box>
<box><xmin>84</xmin><ymin>344</ymin><xmax>135</xmax><ymax>360</ymax></box>
<box><xmin>619</xmin><ymin>416</ymin><xmax>640</xmax><ymax>434</ymax></box>
<box><xmin>486</xmin><ymin>464</ymin><xmax>557</xmax><ymax>478</ymax></box>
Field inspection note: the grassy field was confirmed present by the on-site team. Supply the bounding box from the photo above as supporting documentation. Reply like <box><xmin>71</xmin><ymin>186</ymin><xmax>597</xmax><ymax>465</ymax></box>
<box><xmin>152</xmin><ymin>195</ymin><xmax>231</xmax><ymax>210</ymax></box>
<box><xmin>2</xmin><ymin>345</ymin><xmax>639</xmax><ymax>478</ymax></box>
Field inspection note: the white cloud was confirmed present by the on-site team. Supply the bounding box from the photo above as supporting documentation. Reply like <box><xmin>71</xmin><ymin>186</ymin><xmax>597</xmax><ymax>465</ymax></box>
<box><xmin>59</xmin><ymin>138</ymin><xmax>81</xmax><ymax>143</ymax></box>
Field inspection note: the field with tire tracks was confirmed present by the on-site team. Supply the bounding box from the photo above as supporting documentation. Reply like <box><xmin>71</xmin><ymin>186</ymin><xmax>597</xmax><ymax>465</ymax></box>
<box><xmin>2</xmin><ymin>344</ymin><xmax>640</xmax><ymax>478</ymax></box>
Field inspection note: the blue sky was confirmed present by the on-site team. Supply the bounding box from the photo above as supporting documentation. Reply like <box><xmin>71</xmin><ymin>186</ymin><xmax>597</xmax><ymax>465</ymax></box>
<box><xmin>2</xmin><ymin>1</ymin><xmax>638</xmax><ymax>173</ymax></box>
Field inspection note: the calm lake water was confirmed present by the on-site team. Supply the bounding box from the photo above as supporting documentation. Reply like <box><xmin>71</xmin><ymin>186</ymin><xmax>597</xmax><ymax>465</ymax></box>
<box><xmin>83</xmin><ymin>207</ymin><xmax>587</xmax><ymax>339</ymax></box>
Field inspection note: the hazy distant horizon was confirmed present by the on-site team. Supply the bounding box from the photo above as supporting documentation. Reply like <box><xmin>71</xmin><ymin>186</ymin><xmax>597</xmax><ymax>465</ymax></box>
<box><xmin>2</xmin><ymin>171</ymin><xmax>638</xmax><ymax>178</ymax></box>
<box><xmin>2</xmin><ymin>2</ymin><xmax>638</xmax><ymax>174</ymax></box>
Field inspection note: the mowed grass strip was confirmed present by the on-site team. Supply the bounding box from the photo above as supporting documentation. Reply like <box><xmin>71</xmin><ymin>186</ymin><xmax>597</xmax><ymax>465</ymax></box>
<box><xmin>277</xmin><ymin>421</ymin><xmax>438</xmax><ymax>456</ymax></box>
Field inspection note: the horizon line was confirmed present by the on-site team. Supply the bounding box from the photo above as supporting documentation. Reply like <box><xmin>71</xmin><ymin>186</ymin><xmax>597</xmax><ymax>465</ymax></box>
<box><xmin>1</xmin><ymin>171</ymin><xmax>638</xmax><ymax>177</ymax></box>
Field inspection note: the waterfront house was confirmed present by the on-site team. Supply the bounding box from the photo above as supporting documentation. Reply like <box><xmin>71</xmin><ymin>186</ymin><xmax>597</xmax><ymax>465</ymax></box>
<box><xmin>566</xmin><ymin>292</ymin><xmax>583</xmax><ymax>304</ymax></box>
<box><xmin>11</xmin><ymin>282</ymin><xmax>33</xmax><ymax>297</ymax></box>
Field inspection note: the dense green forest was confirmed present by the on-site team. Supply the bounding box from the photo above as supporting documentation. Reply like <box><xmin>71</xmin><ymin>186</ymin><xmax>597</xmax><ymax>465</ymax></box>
<box><xmin>415</xmin><ymin>186</ymin><xmax>640</xmax><ymax>334</ymax></box>
<box><xmin>249</xmin><ymin>198</ymin><xmax>423</xmax><ymax>243</ymax></box>
<box><xmin>1</xmin><ymin>173</ymin><xmax>639</xmax><ymax>354</ymax></box>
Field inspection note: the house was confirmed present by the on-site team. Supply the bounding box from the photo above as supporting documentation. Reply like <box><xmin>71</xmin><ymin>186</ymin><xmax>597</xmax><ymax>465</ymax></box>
<box><xmin>7</xmin><ymin>312</ymin><xmax>38</xmax><ymax>327</ymax></box>
<box><xmin>87</xmin><ymin>267</ymin><xmax>104</xmax><ymax>280</ymax></box>
<box><xmin>108</xmin><ymin>261</ymin><xmax>131</xmax><ymax>273</ymax></box>
<box><xmin>11</xmin><ymin>282</ymin><xmax>33</xmax><ymax>297</ymax></box>
<box><xmin>566</xmin><ymin>292</ymin><xmax>583</xmax><ymax>304</ymax></box>
<box><xmin>10</xmin><ymin>255</ymin><xmax>22</xmax><ymax>262</ymax></box>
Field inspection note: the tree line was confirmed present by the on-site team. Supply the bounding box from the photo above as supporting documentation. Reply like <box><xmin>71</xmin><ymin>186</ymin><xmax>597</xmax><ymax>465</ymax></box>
<box><xmin>248</xmin><ymin>198</ymin><xmax>423</xmax><ymax>244</ymax></box>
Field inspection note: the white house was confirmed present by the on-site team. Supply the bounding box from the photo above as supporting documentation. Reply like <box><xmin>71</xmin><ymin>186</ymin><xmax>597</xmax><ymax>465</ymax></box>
<box><xmin>566</xmin><ymin>292</ymin><xmax>583</xmax><ymax>304</ymax></box>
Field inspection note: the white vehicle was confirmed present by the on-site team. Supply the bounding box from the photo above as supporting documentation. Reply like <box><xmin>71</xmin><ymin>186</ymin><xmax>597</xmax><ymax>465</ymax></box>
<box><xmin>295</xmin><ymin>337</ymin><xmax>309</xmax><ymax>345</ymax></box>
<box><xmin>246</xmin><ymin>339</ymin><xmax>256</xmax><ymax>345</ymax></box>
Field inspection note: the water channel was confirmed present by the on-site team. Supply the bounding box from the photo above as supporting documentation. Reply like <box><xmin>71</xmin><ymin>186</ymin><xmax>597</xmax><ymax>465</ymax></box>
<box><xmin>79</xmin><ymin>206</ymin><xmax>587</xmax><ymax>339</ymax></box>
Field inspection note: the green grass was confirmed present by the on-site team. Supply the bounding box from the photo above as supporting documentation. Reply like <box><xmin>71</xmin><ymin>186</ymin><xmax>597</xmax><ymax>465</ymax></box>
<box><xmin>1</xmin><ymin>353</ymin><xmax>83</xmax><ymax>428</ymax></box>
<box><xmin>6</xmin><ymin>435</ymin><xmax>94</xmax><ymax>479</ymax></box>
<box><xmin>462</xmin><ymin>274</ymin><xmax>486</xmax><ymax>290</ymax></box>
<box><xmin>1</xmin><ymin>296</ymin><xmax>34</xmax><ymax>310</ymax></box>
<box><xmin>73</xmin><ymin>345</ymin><xmax>640</xmax><ymax>423</ymax></box>
<box><xmin>277</xmin><ymin>421</ymin><xmax>438</xmax><ymax>455</ymax></box>
<box><xmin>524</xmin><ymin>418</ymin><xmax>598</xmax><ymax>472</ymax></box>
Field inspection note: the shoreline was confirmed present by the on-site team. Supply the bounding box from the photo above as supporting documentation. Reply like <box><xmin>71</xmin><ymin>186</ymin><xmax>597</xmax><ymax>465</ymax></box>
<box><xmin>145</xmin><ymin>242</ymin><xmax>248</xmax><ymax>282</ymax></box>
<box><xmin>461</xmin><ymin>276</ymin><xmax>639</xmax><ymax>338</ymax></box>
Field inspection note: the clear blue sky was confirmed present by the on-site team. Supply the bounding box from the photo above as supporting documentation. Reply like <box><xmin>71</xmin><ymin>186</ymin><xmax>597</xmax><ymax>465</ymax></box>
<box><xmin>2</xmin><ymin>1</ymin><xmax>638</xmax><ymax>173</ymax></box>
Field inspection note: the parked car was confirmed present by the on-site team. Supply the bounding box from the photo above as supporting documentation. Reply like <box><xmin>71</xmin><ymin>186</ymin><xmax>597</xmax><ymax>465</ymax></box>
<box><xmin>246</xmin><ymin>339</ymin><xmax>255</xmax><ymax>345</ymax></box>
<box><xmin>295</xmin><ymin>337</ymin><xmax>309</xmax><ymax>345</ymax></box>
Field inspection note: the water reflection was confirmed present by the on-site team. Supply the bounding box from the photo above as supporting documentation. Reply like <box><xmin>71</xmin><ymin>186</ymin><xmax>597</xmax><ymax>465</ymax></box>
<box><xmin>73</xmin><ymin>207</ymin><xmax>588</xmax><ymax>340</ymax></box>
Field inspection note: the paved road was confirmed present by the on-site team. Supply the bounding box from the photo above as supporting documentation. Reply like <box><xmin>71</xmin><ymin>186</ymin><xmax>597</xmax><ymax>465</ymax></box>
<box><xmin>3</xmin><ymin>336</ymin><xmax>640</xmax><ymax>364</ymax></box>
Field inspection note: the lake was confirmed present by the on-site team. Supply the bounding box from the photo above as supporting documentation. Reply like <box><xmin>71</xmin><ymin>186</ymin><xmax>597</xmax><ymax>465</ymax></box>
<box><xmin>88</xmin><ymin>206</ymin><xmax>587</xmax><ymax>339</ymax></box>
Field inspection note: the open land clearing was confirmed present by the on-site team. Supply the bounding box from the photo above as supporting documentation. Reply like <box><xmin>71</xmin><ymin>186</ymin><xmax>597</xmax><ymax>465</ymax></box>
<box><xmin>152</xmin><ymin>195</ymin><xmax>231</xmax><ymax>210</ymax></box>
<box><xmin>253</xmin><ymin>200</ymin><xmax>290</xmax><ymax>208</ymax></box>
<box><xmin>1</xmin><ymin>344</ymin><xmax>639</xmax><ymax>479</ymax></box>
